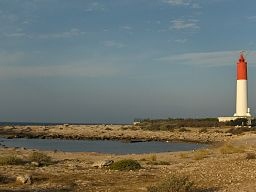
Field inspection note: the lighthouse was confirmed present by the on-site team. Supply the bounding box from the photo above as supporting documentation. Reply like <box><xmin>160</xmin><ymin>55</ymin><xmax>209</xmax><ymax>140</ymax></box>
<box><xmin>218</xmin><ymin>53</ymin><xmax>252</xmax><ymax>122</ymax></box>
<box><xmin>234</xmin><ymin>53</ymin><xmax>251</xmax><ymax>117</ymax></box>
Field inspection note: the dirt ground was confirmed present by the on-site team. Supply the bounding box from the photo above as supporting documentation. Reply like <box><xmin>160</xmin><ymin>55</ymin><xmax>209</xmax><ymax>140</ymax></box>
<box><xmin>0</xmin><ymin>125</ymin><xmax>256</xmax><ymax>191</ymax></box>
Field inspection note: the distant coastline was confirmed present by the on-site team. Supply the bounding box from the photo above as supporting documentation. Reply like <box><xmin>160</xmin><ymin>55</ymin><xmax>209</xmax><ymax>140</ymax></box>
<box><xmin>0</xmin><ymin>122</ymin><xmax>129</xmax><ymax>126</ymax></box>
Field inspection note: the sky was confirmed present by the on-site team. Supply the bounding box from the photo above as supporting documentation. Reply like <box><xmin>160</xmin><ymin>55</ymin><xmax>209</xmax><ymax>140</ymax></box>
<box><xmin>1</xmin><ymin>0</ymin><xmax>256</xmax><ymax>123</ymax></box>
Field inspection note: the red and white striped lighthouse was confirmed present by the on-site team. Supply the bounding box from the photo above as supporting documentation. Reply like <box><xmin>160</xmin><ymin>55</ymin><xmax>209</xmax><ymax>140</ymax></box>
<box><xmin>234</xmin><ymin>53</ymin><xmax>251</xmax><ymax>117</ymax></box>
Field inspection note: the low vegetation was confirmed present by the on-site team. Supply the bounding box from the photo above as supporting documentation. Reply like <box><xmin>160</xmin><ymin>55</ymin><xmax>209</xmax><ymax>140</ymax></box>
<box><xmin>0</xmin><ymin>174</ymin><xmax>10</xmax><ymax>184</ymax></box>
<box><xmin>147</xmin><ymin>175</ymin><xmax>199</xmax><ymax>192</ymax></box>
<box><xmin>179</xmin><ymin>153</ymin><xmax>190</xmax><ymax>159</ymax></box>
<box><xmin>136</xmin><ymin>118</ymin><xmax>223</xmax><ymax>131</ymax></box>
<box><xmin>147</xmin><ymin>161</ymin><xmax>170</xmax><ymax>165</ymax></box>
<box><xmin>28</xmin><ymin>152</ymin><xmax>52</xmax><ymax>165</ymax></box>
<box><xmin>226</xmin><ymin>127</ymin><xmax>253</xmax><ymax>135</ymax></box>
<box><xmin>109</xmin><ymin>159</ymin><xmax>141</xmax><ymax>171</ymax></box>
<box><xmin>193</xmin><ymin>149</ymin><xmax>211</xmax><ymax>160</ymax></box>
<box><xmin>0</xmin><ymin>155</ymin><xmax>24</xmax><ymax>166</ymax></box>
<box><xmin>245</xmin><ymin>152</ymin><xmax>256</xmax><ymax>160</ymax></box>
<box><xmin>136</xmin><ymin>117</ymin><xmax>256</xmax><ymax>131</ymax></box>
<box><xmin>149</xmin><ymin>154</ymin><xmax>157</xmax><ymax>161</ymax></box>
<box><xmin>219</xmin><ymin>144</ymin><xmax>245</xmax><ymax>154</ymax></box>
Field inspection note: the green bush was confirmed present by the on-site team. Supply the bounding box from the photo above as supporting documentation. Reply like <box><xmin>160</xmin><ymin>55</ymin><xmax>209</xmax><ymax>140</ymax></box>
<box><xmin>0</xmin><ymin>156</ymin><xmax>24</xmax><ymax>166</ymax></box>
<box><xmin>109</xmin><ymin>159</ymin><xmax>141</xmax><ymax>171</ymax></box>
<box><xmin>28</xmin><ymin>152</ymin><xmax>52</xmax><ymax>165</ymax></box>
<box><xmin>148</xmin><ymin>175</ymin><xmax>196</xmax><ymax>192</ymax></box>
<box><xmin>225</xmin><ymin>118</ymin><xmax>248</xmax><ymax>126</ymax></box>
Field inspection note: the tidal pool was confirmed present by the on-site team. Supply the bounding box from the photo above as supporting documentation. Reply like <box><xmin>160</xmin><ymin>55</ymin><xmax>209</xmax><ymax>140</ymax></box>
<box><xmin>0</xmin><ymin>138</ymin><xmax>207</xmax><ymax>154</ymax></box>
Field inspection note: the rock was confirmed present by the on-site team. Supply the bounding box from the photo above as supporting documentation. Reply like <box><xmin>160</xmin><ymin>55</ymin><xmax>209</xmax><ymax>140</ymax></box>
<box><xmin>31</xmin><ymin>161</ymin><xmax>40</xmax><ymax>167</ymax></box>
<box><xmin>16</xmin><ymin>174</ymin><xmax>32</xmax><ymax>184</ymax></box>
<box><xmin>92</xmin><ymin>160</ymin><xmax>114</xmax><ymax>168</ymax></box>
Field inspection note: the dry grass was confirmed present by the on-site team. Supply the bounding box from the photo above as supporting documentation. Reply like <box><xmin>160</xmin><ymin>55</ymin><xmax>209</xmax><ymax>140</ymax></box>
<box><xmin>147</xmin><ymin>161</ymin><xmax>170</xmax><ymax>165</ymax></box>
<box><xmin>179</xmin><ymin>153</ymin><xmax>190</xmax><ymax>159</ymax></box>
<box><xmin>219</xmin><ymin>144</ymin><xmax>245</xmax><ymax>154</ymax></box>
<box><xmin>193</xmin><ymin>149</ymin><xmax>211</xmax><ymax>160</ymax></box>
<box><xmin>149</xmin><ymin>154</ymin><xmax>157</xmax><ymax>161</ymax></box>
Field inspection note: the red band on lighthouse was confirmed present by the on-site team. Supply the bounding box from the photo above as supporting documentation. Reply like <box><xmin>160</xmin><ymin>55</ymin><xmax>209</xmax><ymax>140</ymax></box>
<box><xmin>237</xmin><ymin>54</ymin><xmax>247</xmax><ymax>80</ymax></box>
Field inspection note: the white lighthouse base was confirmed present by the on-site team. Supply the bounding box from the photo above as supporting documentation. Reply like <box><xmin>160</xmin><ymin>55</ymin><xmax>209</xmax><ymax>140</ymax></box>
<box><xmin>218</xmin><ymin>116</ymin><xmax>239</xmax><ymax>122</ymax></box>
<box><xmin>218</xmin><ymin>116</ymin><xmax>254</xmax><ymax>122</ymax></box>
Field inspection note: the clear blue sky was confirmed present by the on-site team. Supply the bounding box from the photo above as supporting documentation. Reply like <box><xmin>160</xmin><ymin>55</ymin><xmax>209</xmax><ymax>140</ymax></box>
<box><xmin>1</xmin><ymin>0</ymin><xmax>256</xmax><ymax>123</ymax></box>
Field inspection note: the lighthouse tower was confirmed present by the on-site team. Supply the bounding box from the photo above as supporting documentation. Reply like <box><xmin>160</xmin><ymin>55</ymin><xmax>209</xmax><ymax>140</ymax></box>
<box><xmin>234</xmin><ymin>53</ymin><xmax>251</xmax><ymax>117</ymax></box>
<box><xmin>218</xmin><ymin>53</ymin><xmax>253</xmax><ymax>122</ymax></box>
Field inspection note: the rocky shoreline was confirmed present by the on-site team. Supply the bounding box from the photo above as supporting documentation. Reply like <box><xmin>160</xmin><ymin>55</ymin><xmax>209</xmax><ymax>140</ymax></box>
<box><xmin>0</xmin><ymin>125</ymin><xmax>256</xmax><ymax>191</ymax></box>
<box><xmin>0</xmin><ymin>124</ymin><xmax>235</xmax><ymax>144</ymax></box>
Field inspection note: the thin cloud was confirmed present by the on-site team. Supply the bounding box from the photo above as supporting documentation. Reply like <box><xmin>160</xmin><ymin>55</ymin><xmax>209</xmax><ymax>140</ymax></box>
<box><xmin>163</xmin><ymin>0</ymin><xmax>200</xmax><ymax>8</ymax></box>
<box><xmin>103</xmin><ymin>40</ymin><xmax>125</xmax><ymax>48</ymax></box>
<box><xmin>174</xmin><ymin>39</ymin><xmax>187</xmax><ymax>43</ymax></box>
<box><xmin>0</xmin><ymin>51</ymin><xmax>122</xmax><ymax>79</ymax></box>
<box><xmin>163</xmin><ymin>0</ymin><xmax>191</xmax><ymax>6</ymax></box>
<box><xmin>120</xmin><ymin>26</ymin><xmax>132</xmax><ymax>30</ymax></box>
<box><xmin>247</xmin><ymin>16</ymin><xmax>256</xmax><ymax>21</ymax></box>
<box><xmin>170</xmin><ymin>19</ymin><xmax>199</xmax><ymax>30</ymax></box>
<box><xmin>85</xmin><ymin>2</ymin><xmax>105</xmax><ymax>12</ymax></box>
<box><xmin>4</xmin><ymin>32</ymin><xmax>26</xmax><ymax>38</ymax></box>
<box><xmin>3</xmin><ymin>28</ymin><xmax>86</xmax><ymax>39</ymax></box>
<box><xmin>38</xmin><ymin>28</ymin><xmax>86</xmax><ymax>39</ymax></box>
<box><xmin>0</xmin><ymin>51</ymin><xmax>26</xmax><ymax>65</ymax></box>
<box><xmin>0</xmin><ymin>64</ymin><xmax>119</xmax><ymax>79</ymax></box>
<box><xmin>158</xmin><ymin>50</ymin><xmax>256</xmax><ymax>67</ymax></box>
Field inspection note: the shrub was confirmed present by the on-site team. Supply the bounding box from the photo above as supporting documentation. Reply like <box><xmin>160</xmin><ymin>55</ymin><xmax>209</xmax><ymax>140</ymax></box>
<box><xmin>147</xmin><ymin>175</ymin><xmax>196</xmax><ymax>192</ymax></box>
<box><xmin>245</xmin><ymin>153</ymin><xmax>256</xmax><ymax>160</ymax></box>
<box><xmin>0</xmin><ymin>156</ymin><xmax>24</xmax><ymax>165</ymax></box>
<box><xmin>28</xmin><ymin>152</ymin><xmax>52</xmax><ymax>165</ymax></box>
<box><xmin>226</xmin><ymin>127</ymin><xmax>252</xmax><ymax>135</ymax></box>
<box><xmin>219</xmin><ymin>144</ymin><xmax>245</xmax><ymax>154</ymax></box>
<box><xmin>225</xmin><ymin>118</ymin><xmax>248</xmax><ymax>126</ymax></box>
<box><xmin>0</xmin><ymin>174</ymin><xmax>10</xmax><ymax>184</ymax></box>
<box><xmin>109</xmin><ymin>159</ymin><xmax>141</xmax><ymax>171</ymax></box>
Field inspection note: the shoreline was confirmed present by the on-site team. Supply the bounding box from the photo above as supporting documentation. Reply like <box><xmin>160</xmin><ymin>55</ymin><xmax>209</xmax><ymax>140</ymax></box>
<box><xmin>0</xmin><ymin>124</ymin><xmax>235</xmax><ymax>144</ymax></box>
